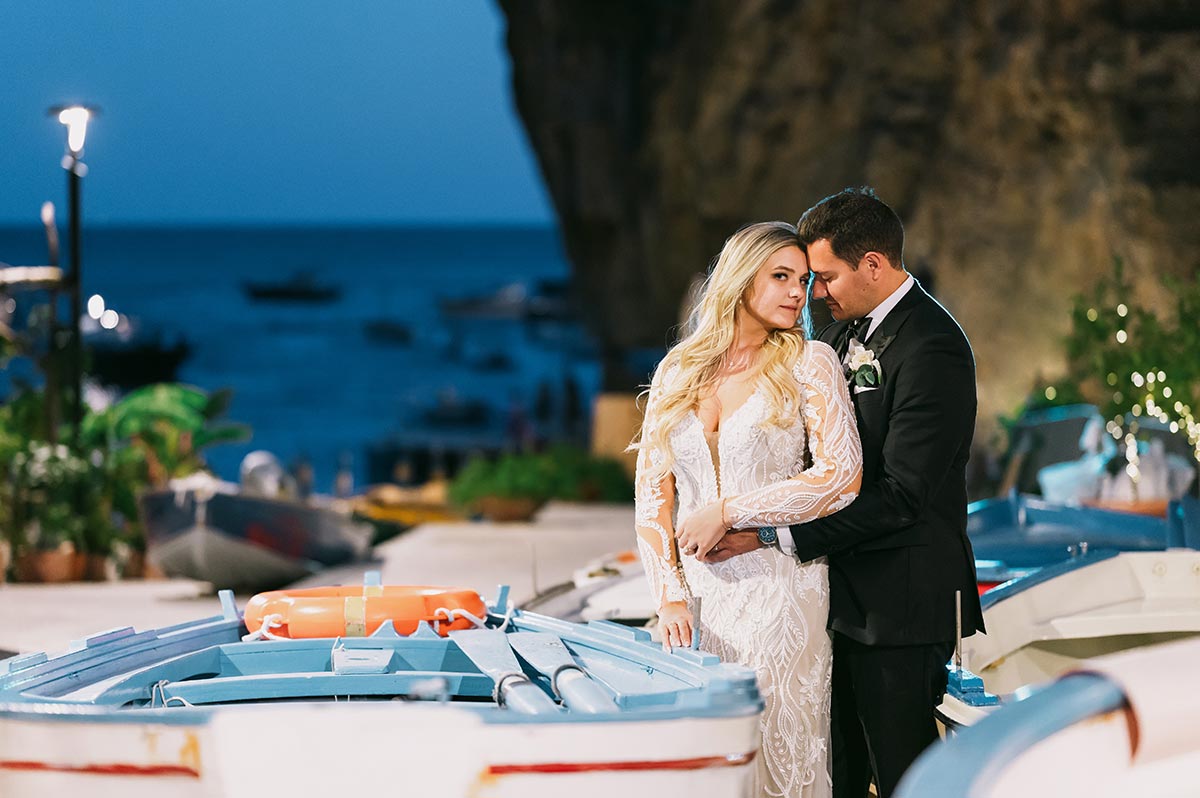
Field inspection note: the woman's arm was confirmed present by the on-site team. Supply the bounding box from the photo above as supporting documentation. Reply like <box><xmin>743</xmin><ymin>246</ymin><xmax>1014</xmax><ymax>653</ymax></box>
<box><xmin>633</xmin><ymin>369</ymin><xmax>693</xmax><ymax>650</ymax></box>
<box><xmin>677</xmin><ymin>342</ymin><xmax>862</xmax><ymax>556</ymax></box>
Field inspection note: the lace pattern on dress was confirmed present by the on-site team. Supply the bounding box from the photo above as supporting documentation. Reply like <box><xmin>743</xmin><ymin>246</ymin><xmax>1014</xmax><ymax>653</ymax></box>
<box><xmin>724</xmin><ymin>343</ymin><xmax>862</xmax><ymax>529</ymax></box>
<box><xmin>636</xmin><ymin>340</ymin><xmax>862</xmax><ymax>797</ymax></box>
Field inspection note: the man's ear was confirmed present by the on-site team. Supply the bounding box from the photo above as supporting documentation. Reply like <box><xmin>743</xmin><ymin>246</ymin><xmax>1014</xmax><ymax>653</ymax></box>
<box><xmin>861</xmin><ymin>251</ymin><xmax>885</xmax><ymax>277</ymax></box>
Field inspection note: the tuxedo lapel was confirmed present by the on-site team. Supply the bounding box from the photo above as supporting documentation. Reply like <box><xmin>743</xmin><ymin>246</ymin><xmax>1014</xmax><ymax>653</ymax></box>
<box><xmin>866</xmin><ymin>280</ymin><xmax>928</xmax><ymax>348</ymax></box>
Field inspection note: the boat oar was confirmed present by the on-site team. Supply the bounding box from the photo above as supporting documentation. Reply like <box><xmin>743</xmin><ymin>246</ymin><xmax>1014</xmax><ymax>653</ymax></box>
<box><xmin>507</xmin><ymin>632</ymin><xmax>619</xmax><ymax>714</ymax></box>
<box><xmin>447</xmin><ymin>629</ymin><xmax>559</xmax><ymax>715</ymax></box>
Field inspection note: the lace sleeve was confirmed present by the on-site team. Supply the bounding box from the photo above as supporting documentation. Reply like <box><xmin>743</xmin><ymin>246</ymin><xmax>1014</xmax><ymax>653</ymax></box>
<box><xmin>724</xmin><ymin>341</ymin><xmax>863</xmax><ymax>528</ymax></box>
<box><xmin>634</xmin><ymin>366</ymin><xmax>692</xmax><ymax>607</ymax></box>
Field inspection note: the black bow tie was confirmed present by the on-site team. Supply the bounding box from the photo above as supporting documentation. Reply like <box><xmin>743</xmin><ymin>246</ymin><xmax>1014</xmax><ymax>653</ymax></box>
<box><xmin>835</xmin><ymin>317</ymin><xmax>871</xmax><ymax>357</ymax></box>
<box><xmin>847</xmin><ymin>316</ymin><xmax>872</xmax><ymax>343</ymax></box>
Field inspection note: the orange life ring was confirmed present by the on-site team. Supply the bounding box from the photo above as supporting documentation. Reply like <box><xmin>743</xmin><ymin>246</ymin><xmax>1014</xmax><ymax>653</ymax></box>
<box><xmin>243</xmin><ymin>585</ymin><xmax>488</xmax><ymax>639</ymax></box>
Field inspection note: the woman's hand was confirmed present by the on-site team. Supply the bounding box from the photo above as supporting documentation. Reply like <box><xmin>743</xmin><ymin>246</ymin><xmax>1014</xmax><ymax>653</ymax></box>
<box><xmin>657</xmin><ymin>601</ymin><xmax>694</xmax><ymax>652</ymax></box>
<box><xmin>675</xmin><ymin>499</ymin><xmax>729</xmax><ymax>559</ymax></box>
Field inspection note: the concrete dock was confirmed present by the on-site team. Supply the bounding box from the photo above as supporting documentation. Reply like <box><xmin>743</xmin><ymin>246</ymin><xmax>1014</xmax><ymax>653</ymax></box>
<box><xmin>0</xmin><ymin>502</ymin><xmax>635</xmax><ymax>655</ymax></box>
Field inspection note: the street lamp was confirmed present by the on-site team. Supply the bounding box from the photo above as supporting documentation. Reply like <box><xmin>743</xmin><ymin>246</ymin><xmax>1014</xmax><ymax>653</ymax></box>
<box><xmin>47</xmin><ymin>103</ymin><xmax>98</xmax><ymax>450</ymax></box>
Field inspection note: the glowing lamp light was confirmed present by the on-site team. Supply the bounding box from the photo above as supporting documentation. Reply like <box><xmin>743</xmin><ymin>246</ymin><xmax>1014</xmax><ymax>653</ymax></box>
<box><xmin>56</xmin><ymin>106</ymin><xmax>91</xmax><ymax>154</ymax></box>
<box><xmin>87</xmin><ymin>294</ymin><xmax>105</xmax><ymax>319</ymax></box>
<box><xmin>99</xmin><ymin>309</ymin><xmax>119</xmax><ymax>330</ymax></box>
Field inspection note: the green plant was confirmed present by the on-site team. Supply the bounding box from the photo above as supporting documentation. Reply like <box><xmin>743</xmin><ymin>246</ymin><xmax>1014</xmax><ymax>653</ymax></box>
<box><xmin>8</xmin><ymin>442</ymin><xmax>90</xmax><ymax>551</ymax></box>
<box><xmin>82</xmin><ymin>384</ymin><xmax>250</xmax><ymax>487</ymax></box>
<box><xmin>542</xmin><ymin>445</ymin><xmax>633</xmax><ymax>502</ymax></box>
<box><xmin>1</xmin><ymin>383</ymin><xmax>251</xmax><ymax>565</ymax></box>
<box><xmin>449</xmin><ymin>452</ymin><xmax>557</xmax><ymax>509</ymax></box>
<box><xmin>449</xmin><ymin>446</ymin><xmax>633</xmax><ymax>510</ymax></box>
<box><xmin>1035</xmin><ymin>258</ymin><xmax>1200</xmax><ymax>463</ymax></box>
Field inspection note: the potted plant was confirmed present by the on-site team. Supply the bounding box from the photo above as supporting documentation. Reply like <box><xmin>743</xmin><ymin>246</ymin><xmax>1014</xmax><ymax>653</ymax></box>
<box><xmin>8</xmin><ymin>441</ymin><xmax>89</xmax><ymax>582</ymax></box>
<box><xmin>449</xmin><ymin>452</ymin><xmax>557</xmax><ymax>522</ymax></box>
<box><xmin>542</xmin><ymin>445</ymin><xmax>634</xmax><ymax>503</ymax></box>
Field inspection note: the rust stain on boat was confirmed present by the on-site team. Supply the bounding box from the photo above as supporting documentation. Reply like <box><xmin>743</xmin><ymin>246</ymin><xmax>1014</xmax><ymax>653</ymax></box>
<box><xmin>179</xmin><ymin>731</ymin><xmax>202</xmax><ymax>775</ymax></box>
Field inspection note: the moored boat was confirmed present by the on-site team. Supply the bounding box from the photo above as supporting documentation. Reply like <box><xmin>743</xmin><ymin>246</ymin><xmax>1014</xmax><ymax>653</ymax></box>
<box><xmin>0</xmin><ymin>577</ymin><xmax>762</xmax><ymax>797</ymax></box>
<box><xmin>965</xmin><ymin>491</ymin><xmax>1187</xmax><ymax>591</ymax></box>
<box><xmin>937</xmin><ymin>497</ymin><xmax>1200</xmax><ymax>730</ymax></box>
<box><xmin>140</xmin><ymin>479</ymin><xmax>373</xmax><ymax>591</ymax></box>
<box><xmin>900</xmin><ymin>636</ymin><xmax>1200</xmax><ymax>798</ymax></box>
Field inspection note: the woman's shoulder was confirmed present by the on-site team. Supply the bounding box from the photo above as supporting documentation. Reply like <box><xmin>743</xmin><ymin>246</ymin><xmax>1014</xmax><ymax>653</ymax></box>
<box><xmin>791</xmin><ymin>339</ymin><xmax>841</xmax><ymax>378</ymax></box>
<box><xmin>651</xmin><ymin>356</ymin><xmax>683</xmax><ymax>390</ymax></box>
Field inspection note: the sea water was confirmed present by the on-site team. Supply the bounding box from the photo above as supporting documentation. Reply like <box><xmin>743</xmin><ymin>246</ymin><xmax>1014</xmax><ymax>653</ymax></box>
<box><xmin>0</xmin><ymin>225</ymin><xmax>600</xmax><ymax>490</ymax></box>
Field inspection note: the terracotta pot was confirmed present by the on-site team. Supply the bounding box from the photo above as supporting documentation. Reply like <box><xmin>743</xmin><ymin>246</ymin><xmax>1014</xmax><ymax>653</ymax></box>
<box><xmin>122</xmin><ymin>550</ymin><xmax>146</xmax><ymax>579</ymax></box>
<box><xmin>476</xmin><ymin>496</ymin><xmax>542</xmax><ymax>523</ymax></box>
<box><xmin>84</xmin><ymin>554</ymin><xmax>116</xmax><ymax>581</ymax></box>
<box><xmin>21</xmin><ymin>547</ymin><xmax>78</xmax><ymax>583</ymax></box>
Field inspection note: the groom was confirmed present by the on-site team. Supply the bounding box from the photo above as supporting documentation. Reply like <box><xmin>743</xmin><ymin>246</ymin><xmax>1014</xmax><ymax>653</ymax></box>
<box><xmin>707</xmin><ymin>187</ymin><xmax>984</xmax><ymax>798</ymax></box>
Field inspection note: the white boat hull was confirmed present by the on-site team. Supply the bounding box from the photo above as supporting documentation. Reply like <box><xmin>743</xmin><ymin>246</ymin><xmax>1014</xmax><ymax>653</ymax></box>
<box><xmin>0</xmin><ymin>703</ymin><xmax>759</xmax><ymax>797</ymax></box>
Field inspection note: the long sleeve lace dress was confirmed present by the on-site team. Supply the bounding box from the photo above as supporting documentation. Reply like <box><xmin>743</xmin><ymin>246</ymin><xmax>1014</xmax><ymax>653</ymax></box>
<box><xmin>635</xmin><ymin>340</ymin><xmax>863</xmax><ymax>798</ymax></box>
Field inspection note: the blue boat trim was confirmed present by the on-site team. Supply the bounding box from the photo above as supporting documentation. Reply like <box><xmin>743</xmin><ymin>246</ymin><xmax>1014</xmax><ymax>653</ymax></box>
<box><xmin>945</xmin><ymin>664</ymin><xmax>1000</xmax><ymax>707</ymax></box>
<box><xmin>0</xmin><ymin>576</ymin><xmax>764</xmax><ymax>729</ymax></box>
<box><xmin>980</xmin><ymin>548</ymin><xmax>1121</xmax><ymax>611</ymax></box>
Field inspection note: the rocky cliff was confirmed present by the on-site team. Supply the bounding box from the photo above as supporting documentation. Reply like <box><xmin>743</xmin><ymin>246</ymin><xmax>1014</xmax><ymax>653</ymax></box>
<box><xmin>499</xmin><ymin>0</ymin><xmax>1200</xmax><ymax>437</ymax></box>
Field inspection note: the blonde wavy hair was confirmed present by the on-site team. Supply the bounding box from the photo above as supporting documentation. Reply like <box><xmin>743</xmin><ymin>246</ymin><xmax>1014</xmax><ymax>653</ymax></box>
<box><xmin>633</xmin><ymin>221</ymin><xmax>810</xmax><ymax>485</ymax></box>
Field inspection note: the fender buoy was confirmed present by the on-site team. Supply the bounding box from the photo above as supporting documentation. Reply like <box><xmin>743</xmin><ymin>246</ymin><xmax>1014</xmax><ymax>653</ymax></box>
<box><xmin>243</xmin><ymin>585</ymin><xmax>487</xmax><ymax>638</ymax></box>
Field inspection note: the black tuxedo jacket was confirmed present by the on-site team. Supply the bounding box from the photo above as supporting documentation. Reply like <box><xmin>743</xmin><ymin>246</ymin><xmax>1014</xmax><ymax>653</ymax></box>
<box><xmin>790</xmin><ymin>282</ymin><xmax>984</xmax><ymax>646</ymax></box>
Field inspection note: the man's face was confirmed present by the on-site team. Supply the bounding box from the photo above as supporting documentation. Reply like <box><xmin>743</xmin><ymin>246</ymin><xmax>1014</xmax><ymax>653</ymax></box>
<box><xmin>807</xmin><ymin>239</ymin><xmax>875</xmax><ymax>321</ymax></box>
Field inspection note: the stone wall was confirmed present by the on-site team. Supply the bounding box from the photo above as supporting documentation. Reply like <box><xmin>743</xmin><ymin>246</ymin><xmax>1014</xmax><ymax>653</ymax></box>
<box><xmin>499</xmin><ymin>0</ymin><xmax>1200</xmax><ymax>441</ymax></box>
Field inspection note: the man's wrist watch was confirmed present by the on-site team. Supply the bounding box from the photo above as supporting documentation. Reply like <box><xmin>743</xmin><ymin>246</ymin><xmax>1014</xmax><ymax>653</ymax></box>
<box><xmin>756</xmin><ymin>526</ymin><xmax>778</xmax><ymax>547</ymax></box>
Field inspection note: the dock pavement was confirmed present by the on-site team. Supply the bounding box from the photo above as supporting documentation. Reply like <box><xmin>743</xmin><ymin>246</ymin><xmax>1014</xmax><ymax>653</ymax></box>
<box><xmin>0</xmin><ymin>502</ymin><xmax>635</xmax><ymax>656</ymax></box>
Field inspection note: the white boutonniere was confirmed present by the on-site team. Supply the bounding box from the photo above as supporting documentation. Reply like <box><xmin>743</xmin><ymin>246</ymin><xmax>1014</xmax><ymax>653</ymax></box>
<box><xmin>844</xmin><ymin>340</ymin><xmax>882</xmax><ymax>389</ymax></box>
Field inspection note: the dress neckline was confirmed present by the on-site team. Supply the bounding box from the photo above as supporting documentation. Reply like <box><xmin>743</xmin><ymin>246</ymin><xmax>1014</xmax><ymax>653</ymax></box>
<box><xmin>692</xmin><ymin>386</ymin><xmax>761</xmax><ymax>439</ymax></box>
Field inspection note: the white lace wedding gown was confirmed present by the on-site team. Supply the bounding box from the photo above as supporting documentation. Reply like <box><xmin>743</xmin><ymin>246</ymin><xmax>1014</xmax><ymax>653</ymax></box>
<box><xmin>635</xmin><ymin>341</ymin><xmax>862</xmax><ymax>798</ymax></box>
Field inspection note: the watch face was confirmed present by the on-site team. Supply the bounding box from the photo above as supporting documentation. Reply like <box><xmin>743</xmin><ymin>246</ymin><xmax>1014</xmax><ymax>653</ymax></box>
<box><xmin>758</xmin><ymin>526</ymin><xmax>778</xmax><ymax>545</ymax></box>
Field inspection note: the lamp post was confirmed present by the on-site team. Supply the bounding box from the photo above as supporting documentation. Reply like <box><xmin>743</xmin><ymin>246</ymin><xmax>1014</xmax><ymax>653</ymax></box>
<box><xmin>48</xmin><ymin>103</ymin><xmax>97</xmax><ymax>451</ymax></box>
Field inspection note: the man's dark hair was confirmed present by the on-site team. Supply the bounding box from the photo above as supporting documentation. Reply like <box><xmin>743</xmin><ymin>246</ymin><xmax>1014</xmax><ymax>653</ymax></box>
<box><xmin>796</xmin><ymin>186</ymin><xmax>904</xmax><ymax>270</ymax></box>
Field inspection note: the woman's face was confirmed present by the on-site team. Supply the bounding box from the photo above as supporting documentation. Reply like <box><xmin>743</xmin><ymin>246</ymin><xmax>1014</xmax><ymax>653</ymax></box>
<box><xmin>741</xmin><ymin>245</ymin><xmax>809</xmax><ymax>331</ymax></box>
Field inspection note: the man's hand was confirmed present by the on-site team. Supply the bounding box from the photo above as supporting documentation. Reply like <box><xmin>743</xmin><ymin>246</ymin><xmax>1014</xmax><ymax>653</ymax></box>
<box><xmin>699</xmin><ymin>529</ymin><xmax>763</xmax><ymax>563</ymax></box>
<box><xmin>675</xmin><ymin>499</ymin><xmax>729</xmax><ymax>559</ymax></box>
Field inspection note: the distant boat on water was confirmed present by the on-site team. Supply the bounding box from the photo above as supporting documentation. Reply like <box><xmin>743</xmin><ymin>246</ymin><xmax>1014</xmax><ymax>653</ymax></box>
<box><xmin>439</xmin><ymin>279</ymin><xmax>572</xmax><ymax>320</ymax></box>
<box><xmin>243</xmin><ymin>270</ymin><xmax>341</xmax><ymax>303</ymax></box>
<box><xmin>362</xmin><ymin>318</ymin><xmax>412</xmax><ymax>345</ymax></box>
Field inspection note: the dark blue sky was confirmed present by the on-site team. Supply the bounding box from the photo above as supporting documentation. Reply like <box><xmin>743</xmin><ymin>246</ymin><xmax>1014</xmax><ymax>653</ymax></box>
<box><xmin>0</xmin><ymin>1</ymin><xmax>554</xmax><ymax>225</ymax></box>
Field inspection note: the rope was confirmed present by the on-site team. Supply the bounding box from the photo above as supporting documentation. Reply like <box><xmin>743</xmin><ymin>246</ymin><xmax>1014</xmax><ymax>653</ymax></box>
<box><xmin>433</xmin><ymin>606</ymin><xmax>488</xmax><ymax>632</ymax></box>
<box><xmin>149</xmin><ymin>680</ymin><xmax>194</xmax><ymax>708</ymax></box>
<box><xmin>432</xmin><ymin>602</ymin><xmax>515</xmax><ymax>633</ymax></box>
<box><xmin>241</xmin><ymin>613</ymin><xmax>285</xmax><ymax>642</ymax></box>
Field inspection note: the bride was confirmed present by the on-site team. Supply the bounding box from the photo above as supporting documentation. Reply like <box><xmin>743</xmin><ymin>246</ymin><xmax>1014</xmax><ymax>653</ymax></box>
<box><xmin>632</xmin><ymin>221</ymin><xmax>863</xmax><ymax>797</ymax></box>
